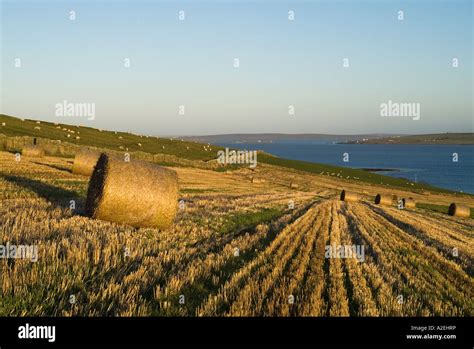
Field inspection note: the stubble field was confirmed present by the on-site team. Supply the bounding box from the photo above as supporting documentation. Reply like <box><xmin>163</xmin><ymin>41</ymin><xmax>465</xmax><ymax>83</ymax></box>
<box><xmin>0</xmin><ymin>151</ymin><xmax>472</xmax><ymax>316</ymax></box>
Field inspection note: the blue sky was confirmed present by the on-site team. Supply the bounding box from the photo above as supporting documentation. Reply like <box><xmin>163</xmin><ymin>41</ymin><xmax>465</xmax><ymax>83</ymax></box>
<box><xmin>1</xmin><ymin>0</ymin><xmax>472</xmax><ymax>135</ymax></box>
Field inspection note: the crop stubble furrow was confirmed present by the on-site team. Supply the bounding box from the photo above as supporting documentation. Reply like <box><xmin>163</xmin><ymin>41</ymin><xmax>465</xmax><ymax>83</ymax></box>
<box><xmin>297</xmin><ymin>203</ymin><xmax>331</xmax><ymax>316</ymax></box>
<box><xmin>326</xmin><ymin>201</ymin><xmax>350</xmax><ymax>316</ymax></box>
<box><xmin>343</xmin><ymin>203</ymin><xmax>402</xmax><ymax>315</ymax></box>
<box><xmin>260</xmin><ymin>202</ymin><xmax>327</xmax><ymax>316</ymax></box>
<box><xmin>353</xmin><ymin>203</ymin><xmax>472</xmax><ymax>315</ymax></box>
<box><xmin>197</xmin><ymin>201</ymin><xmax>322</xmax><ymax>316</ymax></box>
<box><xmin>338</xmin><ymin>203</ymin><xmax>379</xmax><ymax>316</ymax></box>
<box><xmin>369</xmin><ymin>204</ymin><xmax>473</xmax><ymax>276</ymax></box>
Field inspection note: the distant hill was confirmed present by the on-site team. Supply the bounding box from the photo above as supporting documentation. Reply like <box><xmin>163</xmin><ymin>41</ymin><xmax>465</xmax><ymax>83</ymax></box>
<box><xmin>183</xmin><ymin>133</ymin><xmax>398</xmax><ymax>144</ymax></box>
<box><xmin>344</xmin><ymin>133</ymin><xmax>474</xmax><ymax>145</ymax></box>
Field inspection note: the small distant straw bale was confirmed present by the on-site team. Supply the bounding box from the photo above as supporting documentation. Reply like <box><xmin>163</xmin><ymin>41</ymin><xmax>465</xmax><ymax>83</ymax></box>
<box><xmin>250</xmin><ymin>176</ymin><xmax>265</xmax><ymax>184</ymax></box>
<box><xmin>340</xmin><ymin>190</ymin><xmax>361</xmax><ymax>202</ymax></box>
<box><xmin>448</xmin><ymin>203</ymin><xmax>470</xmax><ymax>218</ymax></box>
<box><xmin>22</xmin><ymin>145</ymin><xmax>45</xmax><ymax>157</ymax></box>
<box><xmin>375</xmin><ymin>194</ymin><xmax>393</xmax><ymax>206</ymax></box>
<box><xmin>402</xmin><ymin>198</ymin><xmax>416</xmax><ymax>209</ymax></box>
<box><xmin>72</xmin><ymin>149</ymin><xmax>101</xmax><ymax>176</ymax></box>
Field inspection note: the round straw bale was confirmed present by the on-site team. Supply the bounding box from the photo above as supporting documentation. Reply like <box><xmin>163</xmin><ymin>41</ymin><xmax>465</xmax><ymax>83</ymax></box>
<box><xmin>402</xmin><ymin>198</ymin><xmax>416</xmax><ymax>209</ymax></box>
<box><xmin>250</xmin><ymin>177</ymin><xmax>265</xmax><ymax>184</ymax></box>
<box><xmin>448</xmin><ymin>203</ymin><xmax>470</xmax><ymax>218</ymax></box>
<box><xmin>72</xmin><ymin>149</ymin><xmax>101</xmax><ymax>176</ymax></box>
<box><xmin>22</xmin><ymin>145</ymin><xmax>45</xmax><ymax>157</ymax></box>
<box><xmin>340</xmin><ymin>190</ymin><xmax>361</xmax><ymax>202</ymax></box>
<box><xmin>375</xmin><ymin>194</ymin><xmax>393</xmax><ymax>206</ymax></box>
<box><xmin>85</xmin><ymin>154</ymin><xmax>179</xmax><ymax>229</ymax></box>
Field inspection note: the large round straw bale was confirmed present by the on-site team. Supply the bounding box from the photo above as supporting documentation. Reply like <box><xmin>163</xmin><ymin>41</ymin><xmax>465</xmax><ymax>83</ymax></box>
<box><xmin>448</xmin><ymin>203</ymin><xmax>470</xmax><ymax>218</ymax></box>
<box><xmin>22</xmin><ymin>145</ymin><xmax>45</xmax><ymax>157</ymax></box>
<box><xmin>375</xmin><ymin>194</ymin><xmax>393</xmax><ymax>206</ymax></box>
<box><xmin>72</xmin><ymin>149</ymin><xmax>101</xmax><ymax>176</ymax></box>
<box><xmin>402</xmin><ymin>198</ymin><xmax>416</xmax><ymax>209</ymax></box>
<box><xmin>85</xmin><ymin>154</ymin><xmax>179</xmax><ymax>229</ymax></box>
<box><xmin>340</xmin><ymin>190</ymin><xmax>360</xmax><ymax>202</ymax></box>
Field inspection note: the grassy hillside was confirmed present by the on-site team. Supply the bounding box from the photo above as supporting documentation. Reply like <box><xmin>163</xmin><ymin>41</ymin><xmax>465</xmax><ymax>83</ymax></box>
<box><xmin>1</xmin><ymin>114</ymin><xmax>469</xmax><ymax>195</ymax></box>
<box><xmin>0</xmin><ymin>114</ymin><xmax>218</xmax><ymax>161</ymax></box>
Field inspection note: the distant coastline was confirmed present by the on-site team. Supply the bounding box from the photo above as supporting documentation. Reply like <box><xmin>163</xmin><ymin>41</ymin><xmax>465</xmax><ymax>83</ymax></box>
<box><xmin>185</xmin><ymin>133</ymin><xmax>473</xmax><ymax>145</ymax></box>
<box><xmin>360</xmin><ymin>168</ymin><xmax>399</xmax><ymax>172</ymax></box>
<box><xmin>183</xmin><ymin>133</ymin><xmax>399</xmax><ymax>144</ymax></box>
<box><xmin>341</xmin><ymin>133</ymin><xmax>474</xmax><ymax>145</ymax></box>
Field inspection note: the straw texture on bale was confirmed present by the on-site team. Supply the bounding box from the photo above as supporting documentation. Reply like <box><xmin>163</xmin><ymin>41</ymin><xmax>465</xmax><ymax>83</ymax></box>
<box><xmin>402</xmin><ymin>198</ymin><xmax>416</xmax><ymax>209</ymax></box>
<box><xmin>85</xmin><ymin>154</ymin><xmax>179</xmax><ymax>229</ymax></box>
<box><xmin>22</xmin><ymin>145</ymin><xmax>45</xmax><ymax>157</ymax></box>
<box><xmin>72</xmin><ymin>149</ymin><xmax>101</xmax><ymax>176</ymax></box>
<box><xmin>375</xmin><ymin>194</ymin><xmax>393</xmax><ymax>206</ymax></box>
<box><xmin>448</xmin><ymin>203</ymin><xmax>470</xmax><ymax>218</ymax></box>
<box><xmin>340</xmin><ymin>190</ymin><xmax>361</xmax><ymax>202</ymax></box>
<box><xmin>251</xmin><ymin>177</ymin><xmax>265</xmax><ymax>184</ymax></box>
<box><xmin>290</xmin><ymin>182</ymin><xmax>299</xmax><ymax>189</ymax></box>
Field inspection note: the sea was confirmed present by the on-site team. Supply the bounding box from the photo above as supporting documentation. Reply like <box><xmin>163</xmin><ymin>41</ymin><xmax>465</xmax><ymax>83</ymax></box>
<box><xmin>216</xmin><ymin>140</ymin><xmax>474</xmax><ymax>194</ymax></box>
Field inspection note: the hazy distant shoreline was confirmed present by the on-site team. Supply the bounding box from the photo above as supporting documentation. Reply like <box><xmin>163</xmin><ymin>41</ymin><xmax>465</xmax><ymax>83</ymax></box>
<box><xmin>360</xmin><ymin>168</ymin><xmax>399</xmax><ymax>172</ymax></box>
<box><xmin>184</xmin><ymin>133</ymin><xmax>473</xmax><ymax>145</ymax></box>
<box><xmin>342</xmin><ymin>133</ymin><xmax>474</xmax><ymax>145</ymax></box>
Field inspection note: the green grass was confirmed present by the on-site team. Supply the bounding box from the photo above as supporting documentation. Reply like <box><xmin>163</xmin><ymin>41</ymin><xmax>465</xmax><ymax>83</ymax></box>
<box><xmin>417</xmin><ymin>203</ymin><xmax>449</xmax><ymax>215</ymax></box>
<box><xmin>220</xmin><ymin>207</ymin><xmax>283</xmax><ymax>234</ymax></box>
<box><xmin>213</xmin><ymin>164</ymin><xmax>241</xmax><ymax>172</ymax></box>
<box><xmin>417</xmin><ymin>202</ymin><xmax>474</xmax><ymax>218</ymax></box>
<box><xmin>0</xmin><ymin>114</ymin><xmax>221</xmax><ymax>161</ymax></box>
<box><xmin>180</xmin><ymin>188</ymin><xmax>217</xmax><ymax>194</ymax></box>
